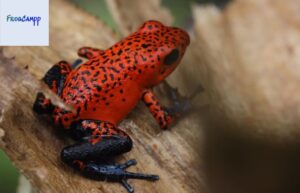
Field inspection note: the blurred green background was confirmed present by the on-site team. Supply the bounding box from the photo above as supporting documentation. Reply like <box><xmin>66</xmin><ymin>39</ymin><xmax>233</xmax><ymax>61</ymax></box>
<box><xmin>0</xmin><ymin>0</ymin><xmax>228</xmax><ymax>192</ymax></box>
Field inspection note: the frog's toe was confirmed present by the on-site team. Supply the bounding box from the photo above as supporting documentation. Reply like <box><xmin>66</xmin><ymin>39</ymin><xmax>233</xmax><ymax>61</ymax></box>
<box><xmin>123</xmin><ymin>171</ymin><xmax>159</xmax><ymax>181</ymax></box>
<box><xmin>119</xmin><ymin>159</ymin><xmax>159</xmax><ymax>180</ymax></box>
<box><xmin>121</xmin><ymin>179</ymin><xmax>134</xmax><ymax>193</ymax></box>
<box><xmin>121</xmin><ymin>175</ymin><xmax>159</xmax><ymax>193</ymax></box>
<box><xmin>118</xmin><ymin>159</ymin><xmax>137</xmax><ymax>169</ymax></box>
<box><xmin>117</xmin><ymin>160</ymin><xmax>159</xmax><ymax>192</ymax></box>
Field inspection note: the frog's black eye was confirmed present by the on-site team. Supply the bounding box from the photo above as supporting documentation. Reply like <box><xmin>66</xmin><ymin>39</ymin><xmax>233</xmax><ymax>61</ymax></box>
<box><xmin>164</xmin><ymin>49</ymin><xmax>179</xmax><ymax>65</ymax></box>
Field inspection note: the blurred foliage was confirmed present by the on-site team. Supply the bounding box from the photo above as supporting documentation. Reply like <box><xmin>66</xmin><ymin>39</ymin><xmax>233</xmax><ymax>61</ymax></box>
<box><xmin>72</xmin><ymin>0</ymin><xmax>231</xmax><ymax>32</ymax></box>
<box><xmin>72</xmin><ymin>0</ymin><xmax>118</xmax><ymax>32</ymax></box>
<box><xmin>0</xmin><ymin>0</ymin><xmax>230</xmax><ymax>192</ymax></box>
<box><xmin>0</xmin><ymin>150</ymin><xmax>19</xmax><ymax>193</ymax></box>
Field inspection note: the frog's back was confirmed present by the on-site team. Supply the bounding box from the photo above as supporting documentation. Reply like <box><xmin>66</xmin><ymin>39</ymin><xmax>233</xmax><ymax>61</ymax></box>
<box><xmin>61</xmin><ymin>55</ymin><xmax>142</xmax><ymax>124</ymax></box>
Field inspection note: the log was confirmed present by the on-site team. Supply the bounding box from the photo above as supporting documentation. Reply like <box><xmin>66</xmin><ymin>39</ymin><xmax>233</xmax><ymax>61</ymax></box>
<box><xmin>0</xmin><ymin>0</ymin><xmax>204</xmax><ymax>193</ymax></box>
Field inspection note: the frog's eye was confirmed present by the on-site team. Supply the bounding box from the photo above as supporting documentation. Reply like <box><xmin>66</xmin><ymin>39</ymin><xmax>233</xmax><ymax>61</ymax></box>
<box><xmin>164</xmin><ymin>49</ymin><xmax>179</xmax><ymax>65</ymax></box>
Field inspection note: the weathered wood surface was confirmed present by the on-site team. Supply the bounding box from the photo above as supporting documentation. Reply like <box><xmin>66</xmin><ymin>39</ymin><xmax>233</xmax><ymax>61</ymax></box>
<box><xmin>0</xmin><ymin>0</ymin><xmax>204</xmax><ymax>193</ymax></box>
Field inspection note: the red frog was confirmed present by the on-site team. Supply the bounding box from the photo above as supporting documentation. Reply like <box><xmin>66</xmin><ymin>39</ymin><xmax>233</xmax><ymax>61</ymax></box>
<box><xmin>33</xmin><ymin>20</ymin><xmax>190</xmax><ymax>193</ymax></box>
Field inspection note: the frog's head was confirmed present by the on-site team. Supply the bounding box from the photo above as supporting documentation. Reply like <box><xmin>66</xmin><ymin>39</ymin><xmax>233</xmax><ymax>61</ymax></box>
<box><xmin>131</xmin><ymin>20</ymin><xmax>190</xmax><ymax>87</ymax></box>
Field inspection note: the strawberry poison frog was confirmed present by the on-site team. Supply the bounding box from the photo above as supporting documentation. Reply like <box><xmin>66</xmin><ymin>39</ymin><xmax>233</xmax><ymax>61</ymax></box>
<box><xmin>33</xmin><ymin>20</ymin><xmax>190</xmax><ymax>193</ymax></box>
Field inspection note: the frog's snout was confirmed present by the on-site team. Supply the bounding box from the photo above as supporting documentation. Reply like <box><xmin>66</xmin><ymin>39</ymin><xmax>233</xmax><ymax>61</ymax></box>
<box><xmin>171</xmin><ymin>27</ymin><xmax>190</xmax><ymax>50</ymax></box>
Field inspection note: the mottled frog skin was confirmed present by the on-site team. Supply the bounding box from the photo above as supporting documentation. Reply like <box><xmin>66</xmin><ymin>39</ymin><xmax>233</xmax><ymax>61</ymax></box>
<box><xmin>33</xmin><ymin>20</ymin><xmax>190</xmax><ymax>193</ymax></box>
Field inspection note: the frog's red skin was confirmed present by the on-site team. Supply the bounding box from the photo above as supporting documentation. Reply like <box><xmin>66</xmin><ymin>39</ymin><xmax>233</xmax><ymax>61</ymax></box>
<box><xmin>33</xmin><ymin>20</ymin><xmax>190</xmax><ymax>193</ymax></box>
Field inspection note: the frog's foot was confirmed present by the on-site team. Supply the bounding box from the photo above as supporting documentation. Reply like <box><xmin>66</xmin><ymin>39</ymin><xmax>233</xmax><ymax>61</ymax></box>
<box><xmin>166</xmin><ymin>98</ymin><xmax>190</xmax><ymax>117</ymax></box>
<box><xmin>163</xmin><ymin>81</ymin><xmax>204</xmax><ymax>117</ymax></box>
<box><xmin>33</xmin><ymin>92</ymin><xmax>54</xmax><ymax>114</ymax></box>
<box><xmin>33</xmin><ymin>61</ymin><xmax>72</xmax><ymax>114</ymax></box>
<box><xmin>83</xmin><ymin>159</ymin><xmax>159</xmax><ymax>193</ymax></box>
<box><xmin>40</xmin><ymin>60</ymin><xmax>72</xmax><ymax>97</ymax></box>
<box><xmin>165</xmin><ymin>86</ymin><xmax>191</xmax><ymax>117</ymax></box>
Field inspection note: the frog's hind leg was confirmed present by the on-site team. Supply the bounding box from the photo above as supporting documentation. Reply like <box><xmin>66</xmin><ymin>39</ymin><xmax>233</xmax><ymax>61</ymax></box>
<box><xmin>33</xmin><ymin>61</ymin><xmax>72</xmax><ymax>114</ymax></box>
<box><xmin>61</xmin><ymin>120</ymin><xmax>159</xmax><ymax>193</ymax></box>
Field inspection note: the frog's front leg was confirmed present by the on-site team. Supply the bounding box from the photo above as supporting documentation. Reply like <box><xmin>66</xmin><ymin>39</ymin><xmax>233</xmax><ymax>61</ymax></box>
<box><xmin>61</xmin><ymin>120</ymin><xmax>159</xmax><ymax>193</ymax></box>
<box><xmin>33</xmin><ymin>61</ymin><xmax>72</xmax><ymax>114</ymax></box>
<box><xmin>142</xmin><ymin>89</ymin><xmax>173</xmax><ymax>129</ymax></box>
<box><xmin>142</xmin><ymin>89</ymin><xmax>190</xmax><ymax>129</ymax></box>
<box><xmin>77</xmin><ymin>47</ymin><xmax>104</xmax><ymax>59</ymax></box>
